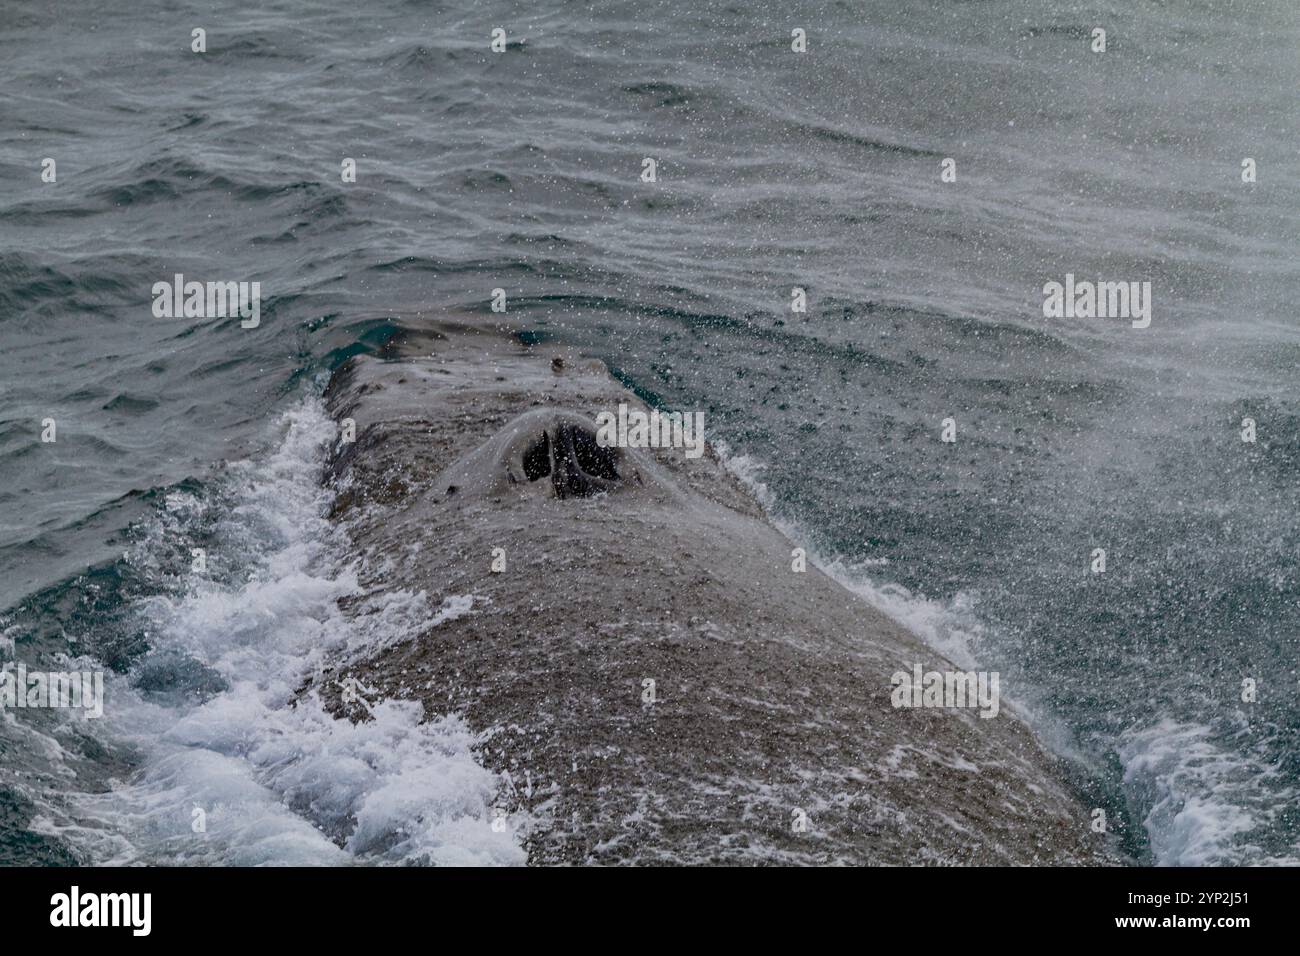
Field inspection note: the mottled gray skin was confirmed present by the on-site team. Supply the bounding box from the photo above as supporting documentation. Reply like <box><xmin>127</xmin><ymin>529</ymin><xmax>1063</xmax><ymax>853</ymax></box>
<box><xmin>316</xmin><ymin>321</ymin><xmax>1119</xmax><ymax>865</ymax></box>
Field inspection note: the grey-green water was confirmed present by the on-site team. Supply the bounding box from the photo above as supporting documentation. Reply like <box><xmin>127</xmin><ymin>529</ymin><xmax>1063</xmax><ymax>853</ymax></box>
<box><xmin>1</xmin><ymin>0</ymin><xmax>1297</xmax><ymax>864</ymax></box>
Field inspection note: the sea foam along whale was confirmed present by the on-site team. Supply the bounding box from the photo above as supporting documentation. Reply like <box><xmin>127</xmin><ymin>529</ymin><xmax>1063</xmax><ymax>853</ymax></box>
<box><xmin>315</xmin><ymin>319</ymin><xmax>1118</xmax><ymax>866</ymax></box>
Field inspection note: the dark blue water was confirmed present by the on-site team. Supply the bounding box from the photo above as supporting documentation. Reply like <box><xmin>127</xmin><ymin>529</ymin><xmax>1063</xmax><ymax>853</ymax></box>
<box><xmin>1</xmin><ymin>0</ymin><xmax>1297</xmax><ymax>864</ymax></box>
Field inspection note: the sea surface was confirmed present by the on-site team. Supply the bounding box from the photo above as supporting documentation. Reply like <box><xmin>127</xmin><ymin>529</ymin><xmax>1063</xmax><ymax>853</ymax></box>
<box><xmin>1</xmin><ymin>0</ymin><xmax>1297</xmax><ymax>865</ymax></box>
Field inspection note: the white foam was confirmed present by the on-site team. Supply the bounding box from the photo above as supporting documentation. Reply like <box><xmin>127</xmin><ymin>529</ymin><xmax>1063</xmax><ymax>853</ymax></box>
<box><xmin>1118</xmin><ymin>717</ymin><xmax>1295</xmax><ymax>866</ymax></box>
<box><xmin>59</xmin><ymin>398</ymin><xmax>526</xmax><ymax>866</ymax></box>
<box><xmin>715</xmin><ymin>440</ymin><xmax>986</xmax><ymax>670</ymax></box>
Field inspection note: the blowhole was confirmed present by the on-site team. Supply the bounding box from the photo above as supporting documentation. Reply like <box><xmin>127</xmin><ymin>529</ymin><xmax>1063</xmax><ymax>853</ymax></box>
<box><xmin>522</xmin><ymin>432</ymin><xmax>551</xmax><ymax>482</ymax></box>
<box><xmin>563</xmin><ymin>425</ymin><xmax>619</xmax><ymax>480</ymax></box>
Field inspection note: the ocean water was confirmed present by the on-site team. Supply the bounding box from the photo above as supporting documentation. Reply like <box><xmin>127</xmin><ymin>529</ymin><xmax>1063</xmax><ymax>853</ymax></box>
<box><xmin>1</xmin><ymin>0</ymin><xmax>1297</xmax><ymax>865</ymax></box>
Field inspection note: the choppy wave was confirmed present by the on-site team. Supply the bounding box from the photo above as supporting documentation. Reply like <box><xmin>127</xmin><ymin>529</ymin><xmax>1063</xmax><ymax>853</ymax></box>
<box><xmin>1118</xmin><ymin>718</ymin><xmax>1298</xmax><ymax>867</ymax></box>
<box><xmin>17</xmin><ymin>399</ymin><xmax>524</xmax><ymax>865</ymax></box>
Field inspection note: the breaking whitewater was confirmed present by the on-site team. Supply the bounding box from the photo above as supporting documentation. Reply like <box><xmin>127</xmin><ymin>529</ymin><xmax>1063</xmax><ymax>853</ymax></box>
<box><xmin>10</xmin><ymin>395</ymin><xmax>523</xmax><ymax>866</ymax></box>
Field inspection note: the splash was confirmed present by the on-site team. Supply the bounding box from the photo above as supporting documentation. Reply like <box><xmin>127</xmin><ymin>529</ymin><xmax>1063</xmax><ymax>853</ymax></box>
<box><xmin>47</xmin><ymin>398</ymin><xmax>525</xmax><ymax>866</ymax></box>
